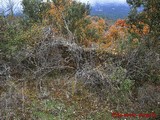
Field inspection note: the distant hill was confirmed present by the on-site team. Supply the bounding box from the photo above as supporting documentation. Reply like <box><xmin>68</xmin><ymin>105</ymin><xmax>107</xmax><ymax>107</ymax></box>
<box><xmin>91</xmin><ymin>3</ymin><xmax>130</xmax><ymax>20</ymax></box>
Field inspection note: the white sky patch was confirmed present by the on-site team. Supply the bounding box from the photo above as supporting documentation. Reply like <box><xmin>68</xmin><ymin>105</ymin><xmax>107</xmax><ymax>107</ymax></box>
<box><xmin>0</xmin><ymin>0</ymin><xmax>127</xmax><ymax>14</ymax></box>
<box><xmin>0</xmin><ymin>0</ymin><xmax>22</xmax><ymax>14</ymax></box>
<box><xmin>1</xmin><ymin>0</ymin><xmax>127</xmax><ymax>7</ymax></box>
<box><xmin>78</xmin><ymin>0</ymin><xmax>126</xmax><ymax>5</ymax></box>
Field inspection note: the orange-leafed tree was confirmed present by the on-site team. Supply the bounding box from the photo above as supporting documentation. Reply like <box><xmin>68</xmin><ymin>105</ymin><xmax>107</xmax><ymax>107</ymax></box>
<box><xmin>102</xmin><ymin>19</ymin><xmax>150</xmax><ymax>51</ymax></box>
<box><xmin>127</xmin><ymin>0</ymin><xmax>160</xmax><ymax>47</ymax></box>
<box><xmin>47</xmin><ymin>0</ymin><xmax>72</xmax><ymax>35</ymax></box>
<box><xmin>102</xmin><ymin>19</ymin><xmax>128</xmax><ymax>50</ymax></box>
<box><xmin>46</xmin><ymin>1</ymin><xmax>109</xmax><ymax>47</ymax></box>
<box><xmin>84</xmin><ymin>16</ymin><xmax>107</xmax><ymax>43</ymax></box>
<box><xmin>47</xmin><ymin>0</ymin><xmax>90</xmax><ymax>40</ymax></box>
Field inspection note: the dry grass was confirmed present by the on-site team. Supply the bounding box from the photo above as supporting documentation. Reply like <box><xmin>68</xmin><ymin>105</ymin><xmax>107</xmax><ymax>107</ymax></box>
<box><xmin>0</xmin><ymin>71</ymin><xmax>159</xmax><ymax>120</ymax></box>
<box><xmin>0</xmin><ymin>75</ymin><xmax>112</xmax><ymax>119</ymax></box>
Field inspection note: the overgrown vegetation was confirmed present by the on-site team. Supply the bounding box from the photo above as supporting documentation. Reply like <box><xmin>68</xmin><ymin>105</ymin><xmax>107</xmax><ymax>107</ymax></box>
<box><xmin>0</xmin><ymin>0</ymin><xmax>160</xmax><ymax>119</ymax></box>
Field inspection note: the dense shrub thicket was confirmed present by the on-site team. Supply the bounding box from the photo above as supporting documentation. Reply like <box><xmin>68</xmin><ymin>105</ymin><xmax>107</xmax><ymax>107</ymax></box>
<box><xmin>0</xmin><ymin>0</ymin><xmax>159</xmax><ymax>119</ymax></box>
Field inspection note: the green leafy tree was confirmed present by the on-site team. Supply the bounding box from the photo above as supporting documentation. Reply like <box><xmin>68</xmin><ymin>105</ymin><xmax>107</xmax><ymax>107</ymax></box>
<box><xmin>22</xmin><ymin>0</ymin><xmax>50</xmax><ymax>23</ymax></box>
<box><xmin>0</xmin><ymin>17</ymin><xmax>25</xmax><ymax>60</ymax></box>
<box><xmin>50</xmin><ymin>0</ymin><xmax>90</xmax><ymax>41</ymax></box>
<box><xmin>65</xmin><ymin>1</ymin><xmax>90</xmax><ymax>33</ymax></box>
<box><xmin>65</xmin><ymin>1</ymin><xmax>90</xmax><ymax>42</ymax></box>
<box><xmin>127</xmin><ymin>0</ymin><xmax>160</xmax><ymax>47</ymax></box>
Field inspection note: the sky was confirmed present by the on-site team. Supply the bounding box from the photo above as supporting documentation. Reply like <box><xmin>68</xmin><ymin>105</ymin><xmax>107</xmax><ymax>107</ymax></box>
<box><xmin>0</xmin><ymin>0</ymin><xmax>23</xmax><ymax>14</ymax></box>
<box><xmin>0</xmin><ymin>0</ymin><xmax>127</xmax><ymax>7</ymax></box>
<box><xmin>79</xmin><ymin>0</ymin><xmax>126</xmax><ymax>5</ymax></box>
<box><xmin>0</xmin><ymin>0</ymin><xmax>127</xmax><ymax>14</ymax></box>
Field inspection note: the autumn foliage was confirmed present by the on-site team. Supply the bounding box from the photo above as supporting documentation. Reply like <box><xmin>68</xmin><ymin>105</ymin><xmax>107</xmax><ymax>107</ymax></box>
<box><xmin>47</xmin><ymin>0</ymin><xmax>72</xmax><ymax>34</ymax></box>
<box><xmin>100</xmin><ymin>19</ymin><xmax>150</xmax><ymax>50</ymax></box>
<box><xmin>80</xmin><ymin>16</ymin><xmax>107</xmax><ymax>46</ymax></box>
<box><xmin>45</xmin><ymin>1</ymin><xmax>108</xmax><ymax>47</ymax></box>
<box><xmin>25</xmin><ymin>0</ymin><xmax>150</xmax><ymax>49</ymax></box>
<box><xmin>21</xmin><ymin>0</ymin><xmax>153</xmax><ymax>50</ymax></box>
<box><xmin>127</xmin><ymin>0</ymin><xmax>160</xmax><ymax>47</ymax></box>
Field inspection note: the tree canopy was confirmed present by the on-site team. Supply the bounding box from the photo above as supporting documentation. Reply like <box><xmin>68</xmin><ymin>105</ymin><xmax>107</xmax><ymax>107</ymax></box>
<box><xmin>127</xmin><ymin>0</ymin><xmax>160</xmax><ymax>47</ymax></box>
<box><xmin>22</xmin><ymin>0</ymin><xmax>50</xmax><ymax>22</ymax></box>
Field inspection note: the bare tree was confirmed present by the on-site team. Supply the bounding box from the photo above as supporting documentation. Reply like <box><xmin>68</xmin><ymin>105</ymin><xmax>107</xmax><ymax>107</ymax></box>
<box><xmin>0</xmin><ymin>0</ymin><xmax>20</xmax><ymax>16</ymax></box>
